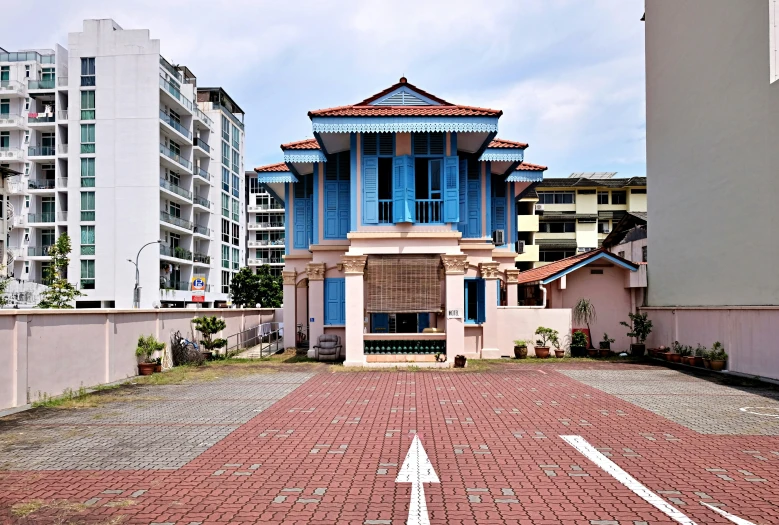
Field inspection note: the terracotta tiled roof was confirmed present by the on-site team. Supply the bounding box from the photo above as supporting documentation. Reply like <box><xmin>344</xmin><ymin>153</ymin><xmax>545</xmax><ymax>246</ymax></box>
<box><xmin>488</xmin><ymin>138</ymin><xmax>528</xmax><ymax>149</ymax></box>
<box><xmin>308</xmin><ymin>105</ymin><xmax>502</xmax><ymax>118</ymax></box>
<box><xmin>516</xmin><ymin>162</ymin><xmax>548</xmax><ymax>171</ymax></box>
<box><xmin>515</xmin><ymin>249</ymin><xmax>637</xmax><ymax>285</ymax></box>
<box><xmin>355</xmin><ymin>77</ymin><xmax>453</xmax><ymax>106</ymax></box>
<box><xmin>254</xmin><ymin>162</ymin><xmax>290</xmax><ymax>173</ymax></box>
<box><xmin>280</xmin><ymin>138</ymin><xmax>320</xmax><ymax>150</ymax></box>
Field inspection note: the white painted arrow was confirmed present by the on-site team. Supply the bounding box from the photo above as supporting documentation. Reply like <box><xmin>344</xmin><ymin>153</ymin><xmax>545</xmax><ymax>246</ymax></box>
<box><xmin>396</xmin><ymin>435</ymin><xmax>440</xmax><ymax>525</ymax></box>
<box><xmin>701</xmin><ymin>502</ymin><xmax>757</xmax><ymax>525</ymax></box>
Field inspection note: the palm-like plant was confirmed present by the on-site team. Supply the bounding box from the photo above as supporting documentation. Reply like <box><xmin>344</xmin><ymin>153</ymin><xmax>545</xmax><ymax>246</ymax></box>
<box><xmin>572</xmin><ymin>298</ymin><xmax>597</xmax><ymax>348</ymax></box>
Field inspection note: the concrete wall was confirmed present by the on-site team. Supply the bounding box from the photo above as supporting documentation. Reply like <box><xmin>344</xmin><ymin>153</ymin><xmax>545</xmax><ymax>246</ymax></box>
<box><xmin>0</xmin><ymin>308</ymin><xmax>277</xmax><ymax>410</ymax></box>
<box><xmin>486</xmin><ymin>307</ymin><xmax>572</xmax><ymax>358</ymax></box>
<box><xmin>641</xmin><ymin>306</ymin><xmax>779</xmax><ymax>381</ymax></box>
<box><xmin>646</xmin><ymin>1</ymin><xmax>779</xmax><ymax>306</ymax></box>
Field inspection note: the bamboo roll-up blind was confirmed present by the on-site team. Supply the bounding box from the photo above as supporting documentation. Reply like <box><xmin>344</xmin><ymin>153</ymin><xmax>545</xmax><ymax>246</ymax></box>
<box><xmin>365</xmin><ymin>255</ymin><xmax>441</xmax><ymax>313</ymax></box>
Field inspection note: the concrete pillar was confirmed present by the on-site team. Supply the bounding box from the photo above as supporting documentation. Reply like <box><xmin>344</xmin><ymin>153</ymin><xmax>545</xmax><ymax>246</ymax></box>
<box><xmin>14</xmin><ymin>314</ymin><xmax>29</xmax><ymax>407</ymax></box>
<box><xmin>282</xmin><ymin>271</ymin><xmax>297</xmax><ymax>350</ymax></box>
<box><xmin>306</xmin><ymin>263</ymin><xmax>326</xmax><ymax>356</ymax></box>
<box><xmin>442</xmin><ymin>255</ymin><xmax>468</xmax><ymax>364</ymax></box>
<box><xmin>480</xmin><ymin>262</ymin><xmax>501</xmax><ymax>357</ymax></box>
<box><xmin>342</xmin><ymin>255</ymin><xmax>367</xmax><ymax>367</ymax></box>
<box><xmin>505</xmin><ymin>269</ymin><xmax>519</xmax><ymax>306</ymax></box>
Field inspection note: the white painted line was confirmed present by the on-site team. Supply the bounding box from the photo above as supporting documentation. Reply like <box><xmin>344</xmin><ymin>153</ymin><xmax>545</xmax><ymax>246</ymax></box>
<box><xmin>560</xmin><ymin>435</ymin><xmax>698</xmax><ymax>525</ymax></box>
<box><xmin>701</xmin><ymin>502</ymin><xmax>757</xmax><ymax>525</ymax></box>
<box><xmin>396</xmin><ymin>435</ymin><xmax>439</xmax><ymax>525</ymax></box>
<box><xmin>740</xmin><ymin>406</ymin><xmax>779</xmax><ymax>418</ymax></box>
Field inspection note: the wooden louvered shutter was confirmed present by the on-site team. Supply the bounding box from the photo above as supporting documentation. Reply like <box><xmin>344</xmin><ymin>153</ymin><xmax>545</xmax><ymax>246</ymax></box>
<box><xmin>404</xmin><ymin>156</ymin><xmax>415</xmax><ymax>223</ymax></box>
<box><xmin>443</xmin><ymin>155</ymin><xmax>459</xmax><ymax>223</ymax></box>
<box><xmin>458</xmin><ymin>159</ymin><xmax>468</xmax><ymax>236</ymax></box>
<box><xmin>363</xmin><ymin>156</ymin><xmax>379</xmax><ymax>224</ymax></box>
<box><xmin>393</xmin><ymin>155</ymin><xmax>414</xmax><ymax>223</ymax></box>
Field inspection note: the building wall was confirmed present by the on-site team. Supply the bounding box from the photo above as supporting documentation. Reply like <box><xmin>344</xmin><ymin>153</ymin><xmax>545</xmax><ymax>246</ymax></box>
<box><xmin>646</xmin><ymin>0</ymin><xmax>779</xmax><ymax>306</ymax></box>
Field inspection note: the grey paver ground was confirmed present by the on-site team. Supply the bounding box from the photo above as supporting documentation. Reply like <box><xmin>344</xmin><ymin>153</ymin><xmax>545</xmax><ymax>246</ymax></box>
<box><xmin>0</xmin><ymin>372</ymin><xmax>315</xmax><ymax>470</ymax></box>
<box><xmin>560</xmin><ymin>368</ymin><xmax>779</xmax><ymax>435</ymax></box>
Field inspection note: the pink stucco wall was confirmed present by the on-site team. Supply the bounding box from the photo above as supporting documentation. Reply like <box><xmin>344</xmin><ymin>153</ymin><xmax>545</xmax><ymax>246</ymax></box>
<box><xmin>490</xmin><ymin>307</ymin><xmax>573</xmax><ymax>358</ymax></box>
<box><xmin>0</xmin><ymin>308</ymin><xmax>280</xmax><ymax>411</ymax></box>
<box><xmin>642</xmin><ymin>307</ymin><xmax>779</xmax><ymax>381</ymax></box>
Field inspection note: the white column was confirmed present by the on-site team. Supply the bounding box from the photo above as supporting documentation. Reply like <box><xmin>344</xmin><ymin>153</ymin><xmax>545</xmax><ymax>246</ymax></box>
<box><xmin>306</xmin><ymin>263</ymin><xmax>326</xmax><ymax>357</ymax></box>
<box><xmin>442</xmin><ymin>255</ymin><xmax>467</xmax><ymax>365</ymax></box>
<box><xmin>480</xmin><ymin>262</ymin><xmax>501</xmax><ymax>357</ymax></box>
<box><xmin>505</xmin><ymin>269</ymin><xmax>519</xmax><ymax>306</ymax></box>
<box><xmin>282</xmin><ymin>271</ymin><xmax>297</xmax><ymax>350</ymax></box>
<box><xmin>342</xmin><ymin>256</ymin><xmax>367</xmax><ymax>367</ymax></box>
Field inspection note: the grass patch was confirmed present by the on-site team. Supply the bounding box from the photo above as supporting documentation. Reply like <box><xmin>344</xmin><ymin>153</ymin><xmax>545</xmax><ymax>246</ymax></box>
<box><xmin>10</xmin><ymin>499</ymin><xmax>87</xmax><ymax>517</ymax></box>
<box><xmin>10</xmin><ymin>500</ymin><xmax>43</xmax><ymax>517</ymax></box>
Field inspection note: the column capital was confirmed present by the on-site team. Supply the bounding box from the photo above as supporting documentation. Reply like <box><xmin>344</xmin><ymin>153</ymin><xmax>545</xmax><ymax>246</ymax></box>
<box><xmin>282</xmin><ymin>271</ymin><xmax>297</xmax><ymax>286</ymax></box>
<box><xmin>341</xmin><ymin>255</ymin><xmax>367</xmax><ymax>275</ymax></box>
<box><xmin>441</xmin><ymin>254</ymin><xmax>468</xmax><ymax>275</ymax></box>
<box><xmin>479</xmin><ymin>261</ymin><xmax>501</xmax><ymax>280</ymax></box>
<box><xmin>305</xmin><ymin>262</ymin><xmax>326</xmax><ymax>281</ymax></box>
<box><xmin>505</xmin><ymin>269</ymin><xmax>520</xmax><ymax>284</ymax></box>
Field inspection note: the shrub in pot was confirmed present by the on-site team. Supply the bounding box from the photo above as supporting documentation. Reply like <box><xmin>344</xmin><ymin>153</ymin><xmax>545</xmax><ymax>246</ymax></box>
<box><xmin>154</xmin><ymin>357</ymin><xmax>162</xmax><ymax>373</ymax></box>
<box><xmin>513</xmin><ymin>340</ymin><xmax>529</xmax><ymax>359</ymax></box>
<box><xmin>666</xmin><ymin>341</ymin><xmax>682</xmax><ymax>363</ymax></box>
<box><xmin>552</xmin><ymin>335</ymin><xmax>565</xmax><ymax>358</ymax></box>
<box><xmin>620</xmin><ymin>312</ymin><xmax>653</xmax><ymax>357</ymax></box>
<box><xmin>599</xmin><ymin>333</ymin><xmax>614</xmax><ymax>357</ymax></box>
<box><xmin>677</xmin><ymin>343</ymin><xmax>694</xmax><ymax>365</ymax></box>
<box><xmin>572</xmin><ymin>298</ymin><xmax>597</xmax><ymax>350</ymax></box>
<box><xmin>136</xmin><ymin>334</ymin><xmax>165</xmax><ymax>375</ymax></box>
<box><xmin>570</xmin><ymin>331</ymin><xmax>588</xmax><ymax>358</ymax></box>
<box><xmin>534</xmin><ymin>327</ymin><xmax>557</xmax><ymax>359</ymax></box>
<box><xmin>193</xmin><ymin>315</ymin><xmax>228</xmax><ymax>359</ymax></box>
<box><xmin>693</xmin><ymin>344</ymin><xmax>706</xmax><ymax>367</ymax></box>
<box><xmin>710</xmin><ymin>342</ymin><xmax>728</xmax><ymax>371</ymax></box>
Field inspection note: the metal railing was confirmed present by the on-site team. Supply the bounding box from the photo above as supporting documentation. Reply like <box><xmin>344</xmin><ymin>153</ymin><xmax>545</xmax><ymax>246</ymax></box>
<box><xmin>160</xmin><ymin>177</ymin><xmax>193</xmax><ymax>199</ymax></box>
<box><xmin>159</xmin><ymin>143</ymin><xmax>192</xmax><ymax>170</ymax></box>
<box><xmin>28</xmin><ymin>146</ymin><xmax>55</xmax><ymax>156</ymax></box>
<box><xmin>193</xmin><ymin>253</ymin><xmax>211</xmax><ymax>264</ymax></box>
<box><xmin>160</xmin><ymin>110</ymin><xmax>192</xmax><ymax>139</ymax></box>
<box><xmin>193</xmin><ymin>195</ymin><xmax>210</xmax><ymax>208</ymax></box>
<box><xmin>160</xmin><ymin>244</ymin><xmax>192</xmax><ymax>260</ymax></box>
<box><xmin>161</xmin><ymin>279</ymin><xmax>190</xmax><ymax>291</ymax></box>
<box><xmin>28</xmin><ymin>212</ymin><xmax>56</xmax><ymax>223</ymax></box>
<box><xmin>194</xmin><ymin>166</ymin><xmax>210</xmax><ymax>181</ymax></box>
<box><xmin>160</xmin><ymin>210</ymin><xmax>194</xmax><ymax>230</ymax></box>
<box><xmin>193</xmin><ymin>137</ymin><xmax>211</xmax><ymax>153</ymax></box>
<box><xmin>28</xmin><ymin>114</ymin><xmax>55</xmax><ymax>124</ymax></box>
<box><xmin>415</xmin><ymin>199</ymin><xmax>444</xmax><ymax>224</ymax></box>
<box><xmin>160</xmin><ymin>56</ymin><xmax>183</xmax><ymax>83</ymax></box>
<box><xmin>28</xmin><ymin>79</ymin><xmax>55</xmax><ymax>90</ymax></box>
<box><xmin>159</xmin><ymin>75</ymin><xmax>196</xmax><ymax>113</ymax></box>
<box><xmin>27</xmin><ymin>245</ymin><xmax>53</xmax><ymax>256</ymax></box>
<box><xmin>193</xmin><ymin>224</ymin><xmax>210</xmax><ymax>235</ymax></box>
<box><xmin>193</xmin><ymin>106</ymin><xmax>213</xmax><ymax>127</ymax></box>
<box><xmin>0</xmin><ymin>51</ymin><xmax>54</xmax><ymax>63</ymax></box>
<box><xmin>379</xmin><ymin>200</ymin><xmax>393</xmax><ymax>223</ymax></box>
<box><xmin>225</xmin><ymin>322</ymin><xmax>284</xmax><ymax>357</ymax></box>
<box><xmin>28</xmin><ymin>179</ymin><xmax>55</xmax><ymax>190</ymax></box>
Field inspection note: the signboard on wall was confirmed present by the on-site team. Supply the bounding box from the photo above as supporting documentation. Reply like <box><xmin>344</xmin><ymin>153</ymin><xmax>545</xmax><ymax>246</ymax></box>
<box><xmin>447</xmin><ymin>308</ymin><xmax>462</xmax><ymax>319</ymax></box>
<box><xmin>191</xmin><ymin>275</ymin><xmax>206</xmax><ymax>297</ymax></box>
<box><xmin>191</xmin><ymin>295</ymin><xmax>205</xmax><ymax>303</ymax></box>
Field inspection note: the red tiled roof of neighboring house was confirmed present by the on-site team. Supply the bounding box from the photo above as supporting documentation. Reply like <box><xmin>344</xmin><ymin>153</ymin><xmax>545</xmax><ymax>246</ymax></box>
<box><xmin>308</xmin><ymin>105</ymin><xmax>502</xmax><ymax>118</ymax></box>
<box><xmin>516</xmin><ymin>162</ymin><xmax>548</xmax><ymax>171</ymax></box>
<box><xmin>356</xmin><ymin>77</ymin><xmax>453</xmax><ymax>106</ymax></box>
<box><xmin>280</xmin><ymin>138</ymin><xmax>320</xmax><ymax>150</ymax></box>
<box><xmin>254</xmin><ymin>162</ymin><xmax>290</xmax><ymax>173</ymax></box>
<box><xmin>515</xmin><ymin>249</ymin><xmax>637</xmax><ymax>285</ymax></box>
<box><xmin>488</xmin><ymin>138</ymin><xmax>528</xmax><ymax>149</ymax></box>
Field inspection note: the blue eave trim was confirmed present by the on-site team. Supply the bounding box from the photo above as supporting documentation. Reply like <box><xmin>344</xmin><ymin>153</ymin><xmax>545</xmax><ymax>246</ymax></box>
<box><xmin>311</xmin><ymin>116</ymin><xmax>499</xmax><ymax>134</ymax></box>
<box><xmin>540</xmin><ymin>252</ymin><xmax>639</xmax><ymax>285</ymax></box>
<box><xmin>506</xmin><ymin>170</ymin><xmax>545</xmax><ymax>183</ymax></box>
<box><xmin>283</xmin><ymin>150</ymin><xmax>327</xmax><ymax>163</ymax></box>
<box><xmin>257</xmin><ymin>172</ymin><xmax>299</xmax><ymax>183</ymax></box>
<box><xmin>478</xmin><ymin>148</ymin><xmax>525</xmax><ymax>162</ymax></box>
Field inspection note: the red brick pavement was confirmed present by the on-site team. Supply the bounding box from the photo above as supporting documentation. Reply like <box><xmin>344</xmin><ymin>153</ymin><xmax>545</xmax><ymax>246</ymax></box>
<box><xmin>2</xmin><ymin>364</ymin><xmax>779</xmax><ymax>524</ymax></box>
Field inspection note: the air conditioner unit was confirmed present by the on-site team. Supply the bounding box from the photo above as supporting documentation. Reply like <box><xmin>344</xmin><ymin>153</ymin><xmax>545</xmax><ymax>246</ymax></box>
<box><xmin>492</xmin><ymin>229</ymin><xmax>505</xmax><ymax>246</ymax></box>
<box><xmin>535</xmin><ymin>203</ymin><xmax>544</xmax><ymax>214</ymax></box>
<box><xmin>603</xmin><ymin>227</ymin><xmax>610</xmax><ymax>234</ymax></box>
<box><xmin>515</xmin><ymin>240</ymin><xmax>525</xmax><ymax>254</ymax></box>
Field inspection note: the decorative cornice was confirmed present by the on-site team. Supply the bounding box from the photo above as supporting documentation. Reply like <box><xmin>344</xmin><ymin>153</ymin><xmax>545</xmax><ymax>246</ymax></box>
<box><xmin>305</xmin><ymin>263</ymin><xmax>326</xmax><ymax>281</ymax></box>
<box><xmin>506</xmin><ymin>172</ymin><xmax>545</xmax><ymax>183</ymax></box>
<box><xmin>441</xmin><ymin>254</ymin><xmax>468</xmax><ymax>275</ymax></box>
<box><xmin>505</xmin><ymin>269</ymin><xmax>520</xmax><ymax>284</ymax></box>
<box><xmin>341</xmin><ymin>255</ymin><xmax>367</xmax><ymax>274</ymax></box>
<box><xmin>312</xmin><ymin>117</ymin><xmax>499</xmax><ymax>134</ymax></box>
<box><xmin>478</xmin><ymin>150</ymin><xmax>525</xmax><ymax>162</ymax></box>
<box><xmin>283</xmin><ymin>151</ymin><xmax>327</xmax><ymax>164</ymax></box>
<box><xmin>479</xmin><ymin>262</ymin><xmax>501</xmax><ymax>280</ymax></box>
<box><xmin>282</xmin><ymin>271</ymin><xmax>297</xmax><ymax>286</ymax></box>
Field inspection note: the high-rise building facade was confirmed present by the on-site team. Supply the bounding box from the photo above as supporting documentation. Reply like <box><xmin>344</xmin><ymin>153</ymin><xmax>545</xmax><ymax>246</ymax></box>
<box><xmin>0</xmin><ymin>19</ymin><xmax>245</xmax><ymax>308</ymax></box>
<box><xmin>245</xmin><ymin>170</ymin><xmax>285</xmax><ymax>276</ymax></box>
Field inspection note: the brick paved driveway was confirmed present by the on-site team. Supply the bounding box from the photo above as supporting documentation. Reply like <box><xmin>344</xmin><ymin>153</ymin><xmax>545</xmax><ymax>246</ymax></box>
<box><xmin>2</xmin><ymin>361</ymin><xmax>779</xmax><ymax>524</ymax></box>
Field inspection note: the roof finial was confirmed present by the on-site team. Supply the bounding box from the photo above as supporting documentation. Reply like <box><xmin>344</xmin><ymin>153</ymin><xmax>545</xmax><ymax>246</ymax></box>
<box><xmin>399</xmin><ymin>75</ymin><xmax>407</xmax><ymax>84</ymax></box>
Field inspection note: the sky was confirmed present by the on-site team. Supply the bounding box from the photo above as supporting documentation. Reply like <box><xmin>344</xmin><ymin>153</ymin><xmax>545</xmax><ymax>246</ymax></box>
<box><xmin>5</xmin><ymin>0</ymin><xmax>647</xmax><ymax>178</ymax></box>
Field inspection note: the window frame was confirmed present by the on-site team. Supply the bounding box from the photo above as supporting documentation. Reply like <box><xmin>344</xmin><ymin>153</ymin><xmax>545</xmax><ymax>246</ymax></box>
<box><xmin>80</xmin><ymin>124</ymin><xmax>95</xmax><ymax>153</ymax></box>
<box><xmin>80</xmin><ymin>57</ymin><xmax>95</xmax><ymax>87</ymax></box>
<box><xmin>611</xmin><ymin>191</ymin><xmax>627</xmax><ymax>205</ymax></box>
<box><xmin>80</xmin><ymin>191</ymin><xmax>95</xmax><ymax>221</ymax></box>
<box><xmin>80</xmin><ymin>90</ymin><xmax>95</xmax><ymax>120</ymax></box>
<box><xmin>464</xmin><ymin>277</ymin><xmax>486</xmax><ymax>324</ymax></box>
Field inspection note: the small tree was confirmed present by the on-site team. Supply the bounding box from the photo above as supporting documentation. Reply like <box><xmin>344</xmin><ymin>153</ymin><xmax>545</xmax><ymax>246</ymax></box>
<box><xmin>620</xmin><ymin>312</ymin><xmax>653</xmax><ymax>344</ymax></box>
<box><xmin>193</xmin><ymin>316</ymin><xmax>227</xmax><ymax>354</ymax></box>
<box><xmin>0</xmin><ymin>270</ymin><xmax>9</xmax><ymax>308</ymax></box>
<box><xmin>229</xmin><ymin>265</ymin><xmax>282</xmax><ymax>308</ymax></box>
<box><xmin>256</xmin><ymin>265</ymin><xmax>282</xmax><ymax>308</ymax></box>
<box><xmin>37</xmin><ymin>233</ymin><xmax>83</xmax><ymax>309</ymax></box>
<box><xmin>535</xmin><ymin>326</ymin><xmax>559</xmax><ymax>348</ymax></box>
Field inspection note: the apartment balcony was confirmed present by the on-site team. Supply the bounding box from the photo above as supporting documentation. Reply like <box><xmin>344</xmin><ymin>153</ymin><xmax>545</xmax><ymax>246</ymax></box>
<box><xmin>0</xmin><ymin>147</ymin><xmax>23</xmax><ymax>161</ymax></box>
<box><xmin>27</xmin><ymin>79</ymin><xmax>55</xmax><ymax>91</ymax></box>
<box><xmin>27</xmin><ymin>245</ymin><xmax>53</xmax><ymax>258</ymax></box>
<box><xmin>160</xmin><ymin>279</ymin><xmax>192</xmax><ymax>292</ymax></box>
<box><xmin>248</xmin><ymin>258</ymin><xmax>284</xmax><ymax>266</ymax></box>
<box><xmin>194</xmin><ymin>166</ymin><xmax>211</xmax><ymax>183</ymax></box>
<box><xmin>192</xmin><ymin>137</ymin><xmax>210</xmax><ymax>157</ymax></box>
<box><xmin>248</xmin><ymin>239</ymin><xmax>284</xmax><ymax>248</ymax></box>
<box><xmin>57</xmin><ymin>77</ymin><xmax>68</xmax><ymax>88</ymax></box>
<box><xmin>27</xmin><ymin>146</ymin><xmax>56</xmax><ymax>160</ymax></box>
<box><xmin>514</xmin><ymin>244</ymin><xmax>540</xmax><ymax>263</ymax></box>
<box><xmin>0</xmin><ymin>80</ymin><xmax>26</xmax><ymax>98</ymax></box>
<box><xmin>160</xmin><ymin>210</ymin><xmax>194</xmax><ymax>233</ymax></box>
<box><xmin>517</xmin><ymin>214</ymin><xmax>540</xmax><ymax>232</ymax></box>
<box><xmin>0</xmin><ymin>114</ymin><xmax>27</xmax><ymax>130</ymax></box>
<box><xmin>57</xmin><ymin>143</ymin><xmax>68</xmax><ymax>155</ymax></box>
<box><xmin>27</xmin><ymin>179</ymin><xmax>56</xmax><ymax>192</ymax></box>
<box><xmin>159</xmin><ymin>177</ymin><xmax>193</xmax><ymax>203</ymax></box>
<box><xmin>56</xmin><ymin>177</ymin><xmax>69</xmax><ymax>189</ymax></box>
<box><xmin>159</xmin><ymin>75</ymin><xmax>195</xmax><ymax>116</ymax></box>
<box><xmin>57</xmin><ymin>110</ymin><xmax>68</xmax><ymax>122</ymax></box>
<box><xmin>7</xmin><ymin>246</ymin><xmax>26</xmax><ymax>261</ymax></box>
<box><xmin>10</xmin><ymin>215</ymin><xmax>25</xmax><ymax>228</ymax></box>
<box><xmin>193</xmin><ymin>195</ymin><xmax>210</xmax><ymax>210</ymax></box>
<box><xmin>193</xmin><ymin>253</ymin><xmax>211</xmax><ymax>265</ymax></box>
<box><xmin>159</xmin><ymin>143</ymin><xmax>192</xmax><ymax>172</ymax></box>
<box><xmin>193</xmin><ymin>224</ymin><xmax>211</xmax><ymax>237</ymax></box>
<box><xmin>192</xmin><ymin>106</ymin><xmax>213</xmax><ymax>130</ymax></box>
<box><xmin>248</xmin><ymin>222</ymin><xmax>285</xmax><ymax>231</ymax></box>
<box><xmin>27</xmin><ymin>212</ymin><xmax>56</xmax><ymax>224</ymax></box>
<box><xmin>160</xmin><ymin>244</ymin><xmax>193</xmax><ymax>262</ymax></box>
<box><xmin>159</xmin><ymin>109</ymin><xmax>192</xmax><ymax>141</ymax></box>
<box><xmin>248</xmin><ymin>204</ymin><xmax>284</xmax><ymax>213</ymax></box>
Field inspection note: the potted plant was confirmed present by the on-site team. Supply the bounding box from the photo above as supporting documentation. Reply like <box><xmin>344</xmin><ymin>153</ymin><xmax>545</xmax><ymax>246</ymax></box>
<box><xmin>534</xmin><ymin>327</ymin><xmax>557</xmax><ymax>359</ymax></box>
<box><xmin>513</xmin><ymin>340</ymin><xmax>529</xmax><ymax>359</ymax></box>
<box><xmin>620</xmin><ymin>312</ymin><xmax>653</xmax><ymax>357</ymax></box>
<box><xmin>552</xmin><ymin>335</ymin><xmax>565</xmax><ymax>358</ymax></box>
<box><xmin>454</xmin><ymin>354</ymin><xmax>467</xmax><ymax>368</ymax></box>
<box><xmin>679</xmin><ymin>344</ymin><xmax>694</xmax><ymax>365</ymax></box>
<box><xmin>599</xmin><ymin>333</ymin><xmax>614</xmax><ymax>357</ymax></box>
<box><xmin>570</xmin><ymin>330</ymin><xmax>588</xmax><ymax>358</ymax></box>
<box><xmin>136</xmin><ymin>334</ymin><xmax>165</xmax><ymax>375</ymax></box>
<box><xmin>666</xmin><ymin>341</ymin><xmax>682</xmax><ymax>363</ymax></box>
<box><xmin>702</xmin><ymin>348</ymin><xmax>712</xmax><ymax>369</ymax></box>
<box><xmin>572</xmin><ymin>298</ymin><xmax>597</xmax><ymax>349</ymax></box>
<box><xmin>710</xmin><ymin>342</ymin><xmax>728</xmax><ymax>371</ymax></box>
<box><xmin>154</xmin><ymin>357</ymin><xmax>162</xmax><ymax>373</ymax></box>
<box><xmin>693</xmin><ymin>344</ymin><xmax>706</xmax><ymax>367</ymax></box>
<box><xmin>193</xmin><ymin>315</ymin><xmax>228</xmax><ymax>360</ymax></box>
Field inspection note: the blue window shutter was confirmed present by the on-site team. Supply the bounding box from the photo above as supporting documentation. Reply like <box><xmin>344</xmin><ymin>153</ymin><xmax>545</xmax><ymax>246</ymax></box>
<box><xmin>293</xmin><ymin>200</ymin><xmax>307</xmax><ymax>249</ymax></box>
<box><xmin>458</xmin><ymin>159</ymin><xmax>468</xmax><ymax>236</ymax></box>
<box><xmin>338</xmin><ymin>182</ymin><xmax>349</xmax><ymax>238</ymax></box>
<box><xmin>417</xmin><ymin>313</ymin><xmax>430</xmax><ymax>332</ymax></box>
<box><xmin>467</xmin><ymin>180</ymin><xmax>480</xmax><ymax>238</ymax></box>
<box><xmin>443</xmin><ymin>155</ymin><xmax>459</xmax><ymax>223</ymax></box>
<box><xmin>324</xmin><ymin>181</ymin><xmax>338</xmax><ymax>238</ymax></box>
<box><xmin>403</xmin><ymin>155</ymin><xmax>415</xmax><ymax>222</ymax></box>
<box><xmin>492</xmin><ymin>197</ymin><xmax>506</xmax><ymax>244</ymax></box>
<box><xmin>362</xmin><ymin>156</ymin><xmax>379</xmax><ymax>224</ymax></box>
<box><xmin>306</xmin><ymin>199</ymin><xmax>313</xmax><ymax>246</ymax></box>
<box><xmin>372</xmin><ymin>313</ymin><xmax>389</xmax><ymax>333</ymax></box>
<box><xmin>476</xmin><ymin>278</ymin><xmax>486</xmax><ymax>323</ymax></box>
<box><xmin>392</xmin><ymin>156</ymin><xmax>406</xmax><ymax>223</ymax></box>
<box><xmin>325</xmin><ymin>278</ymin><xmax>345</xmax><ymax>325</ymax></box>
<box><xmin>339</xmin><ymin>279</ymin><xmax>346</xmax><ymax>324</ymax></box>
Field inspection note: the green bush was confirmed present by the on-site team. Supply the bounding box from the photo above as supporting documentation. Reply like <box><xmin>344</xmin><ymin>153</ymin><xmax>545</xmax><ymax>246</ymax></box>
<box><xmin>136</xmin><ymin>334</ymin><xmax>165</xmax><ymax>363</ymax></box>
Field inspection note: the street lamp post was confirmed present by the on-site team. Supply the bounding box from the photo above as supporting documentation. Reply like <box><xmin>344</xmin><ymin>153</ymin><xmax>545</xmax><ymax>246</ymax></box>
<box><xmin>128</xmin><ymin>240</ymin><xmax>162</xmax><ymax>308</ymax></box>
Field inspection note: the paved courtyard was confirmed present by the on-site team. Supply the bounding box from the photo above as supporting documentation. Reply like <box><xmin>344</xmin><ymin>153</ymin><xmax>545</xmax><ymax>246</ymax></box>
<box><xmin>2</xmin><ymin>361</ymin><xmax>779</xmax><ymax>524</ymax></box>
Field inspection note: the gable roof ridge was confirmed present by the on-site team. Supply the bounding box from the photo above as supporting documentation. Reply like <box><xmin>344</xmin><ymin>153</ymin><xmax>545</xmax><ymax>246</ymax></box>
<box><xmin>356</xmin><ymin>77</ymin><xmax>453</xmax><ymax>106</ymax></box>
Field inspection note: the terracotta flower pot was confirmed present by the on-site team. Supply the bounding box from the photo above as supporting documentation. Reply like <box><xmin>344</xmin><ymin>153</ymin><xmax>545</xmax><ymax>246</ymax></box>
<box><xmin>138</xmin><ymin>363</ymin><xmax>155</xmax><ymax>376</ymax></box>
<box><xmin>693</xmin><ymin>356</ymin><xmax>704</xmax><ymax>367</ymax></box>
<box><xmin>599</xmin><ymin>342</ymin><xmax>611</xmax><ymax>350</ymax></box>
<box><xmin>554</xmin><ymin>349</ymin><xmax>565</xmax><ymax>358</ymax></box>
<box><xmin>668</xmin><ymin>353</ymin><xmax>682</xmax><ymax>363</ymax></box>
<box><xmin>154</xmin><ymin>364</ymin><xmax>162</xmax><ymax>373</ymax></box>
<box><xmin>534</xmin><ymin>346</ymin><xmax>550</xmax><ymax>359</ymax></box>
<box><xmin>514</xmin><ymin>345</ymin><xmax>528</xmax><ymax>359</ymax></box>
<box><xmin>630</xmin><ymin>343</ymin><xmax>646</xmax><ymax>357</ymax></box>
<box><xmin>710</xmin><ymin>360</ymin><xmax>726</xmax><ymax>371</ymax></box>
<box><xmin>587</xmin><ymin>349</ymin><xmax>599</xmax><ymax>358</ymax></box>
<box><xmin>598</xmin><ymin>349</ymin><xmax>610</xmax><ymax>357</ymax></box>
<box><xmin>454</xmin><ymin>355</ymin><xmax>467</xmax><ymax>368</ymax></box>
<box><xmin>703</xmin><ymin>358</ymin><xmax>711</xmax><ymax>369</ymax></box>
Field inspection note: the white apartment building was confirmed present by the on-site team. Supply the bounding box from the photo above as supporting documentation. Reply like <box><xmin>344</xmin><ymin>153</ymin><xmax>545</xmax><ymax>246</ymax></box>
<box><xmin>0</xmin><ymin>19</ymin><xmax>245</xmax><ymax>308</ymax></box>
<box><xmin>245</xmin><ymin>171</ymin><xmax>285</xmax><ymax>276</ymax></box>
